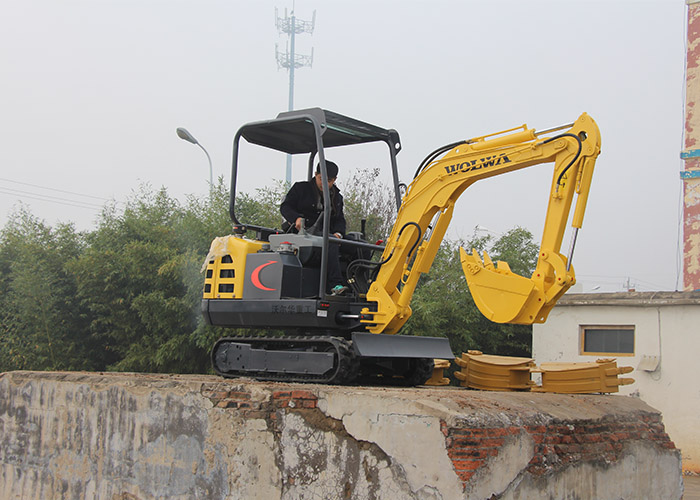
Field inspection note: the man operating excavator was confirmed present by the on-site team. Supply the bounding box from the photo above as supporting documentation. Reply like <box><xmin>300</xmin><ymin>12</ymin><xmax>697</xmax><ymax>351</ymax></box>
<box><xmin>280</xmin><ymin>161</ymin><xmax>348</xmax><ymax>295</ymax></box>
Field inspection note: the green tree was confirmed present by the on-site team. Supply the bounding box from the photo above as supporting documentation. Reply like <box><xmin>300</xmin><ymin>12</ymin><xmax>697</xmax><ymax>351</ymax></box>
<box><xmin>342</xmin><ymin>168</ymin><xmax>397</xmax><ymax>243</ymax></box>
<box><xmin>179</xmin><ymin>178</ymin><xmax>237</xmax><ymax>255</ymax></box>
<box><xmin>0</xmin><ymin>183</ymin><xmax>235</xmax><ymax>374</ymax></box>
<box><xmin>0</xmin><ymin>208</ymin><xmax>93</xmax><ymax>371</ymax></box>
<box><xmin>487</xmin><ymin>226</ymin><xmax>539</xmax><ymax>277</ymax></box>
<box><xmin>69</xmin><ymin>186</ymin><xmax>212</xmax><ymax>372</ymax></box>
<box><xmin>238</xmin><ymin>180</ymin><xmax>289</xmax><ymax>230</ymax></box>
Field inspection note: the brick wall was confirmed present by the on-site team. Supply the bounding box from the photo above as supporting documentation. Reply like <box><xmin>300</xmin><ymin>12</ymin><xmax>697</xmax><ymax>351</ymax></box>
<box><xmin>202</xmin><ymin>384</ymin><xmax>319</xmax><ymax>421</ymax></box>
<box><xmin>443</xmin><ymin>414</ymin><xmax>676</xmax><ymax>490</ymax></box>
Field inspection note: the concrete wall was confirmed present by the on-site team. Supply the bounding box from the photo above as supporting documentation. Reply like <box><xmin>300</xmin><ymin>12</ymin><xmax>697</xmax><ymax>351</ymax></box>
<box><xmin>533</xmin><ymin>292</ymin><xmax>700</xmax><ymax>473</ymax></box>
<box><xmin>0</xmin><ymin>370</ymin><xmax>682</xmax><ymax>499</ymax></box>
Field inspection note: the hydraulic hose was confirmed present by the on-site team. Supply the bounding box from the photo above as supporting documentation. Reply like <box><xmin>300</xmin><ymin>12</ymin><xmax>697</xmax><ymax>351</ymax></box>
<box><xmin>413</xmin><ymin>140</ymin><xmax>468</xmax><ymax>179</ymax></box>
<box><xmin>347</xmin><ymin>222</ymin><xmax>423</xmax><ymax>294</ymax></box>
<box><xmin>540</xmin><ymin>133</ymin><xmax>582</xmax><ymax>188</ymax></box>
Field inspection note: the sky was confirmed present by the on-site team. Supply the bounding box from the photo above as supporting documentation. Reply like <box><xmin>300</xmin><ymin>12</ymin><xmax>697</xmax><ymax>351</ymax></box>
<box><xmin>0</xmin><ymin>0</ymin><xmax>689</xmax><ymax>292</ymax></box>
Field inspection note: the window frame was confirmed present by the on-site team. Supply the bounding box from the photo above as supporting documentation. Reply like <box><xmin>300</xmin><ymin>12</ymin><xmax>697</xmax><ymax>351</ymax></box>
<box><xmin>579</xmin><ymin>325</ymin><xmax>635</xmax><ymax>357</ymax></box>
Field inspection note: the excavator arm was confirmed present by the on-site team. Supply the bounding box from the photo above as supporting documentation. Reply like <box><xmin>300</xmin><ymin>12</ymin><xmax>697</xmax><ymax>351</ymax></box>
<box><xmin>360</xmin><ymin>113</ymin><xmax>601</xmax><ymax>334</ymax></box>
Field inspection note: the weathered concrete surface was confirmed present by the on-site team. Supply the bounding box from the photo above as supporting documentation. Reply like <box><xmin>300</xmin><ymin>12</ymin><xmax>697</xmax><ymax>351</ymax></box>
<box><xmin>0</xmin><ymin>371</ymin><xmax>683</xmax><ymax>499</ymax></box>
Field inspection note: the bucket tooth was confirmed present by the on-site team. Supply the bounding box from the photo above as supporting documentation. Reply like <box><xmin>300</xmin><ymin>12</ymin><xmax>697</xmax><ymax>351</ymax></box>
<box><xmin>482</xmin><ymin>250</ymin><xmax>495</xmax><ymax>270</ymax></box>
<box><xmin>496</xmin><ymin>260</ymin><xmax>512</xmax><ymax>273</ymax></box>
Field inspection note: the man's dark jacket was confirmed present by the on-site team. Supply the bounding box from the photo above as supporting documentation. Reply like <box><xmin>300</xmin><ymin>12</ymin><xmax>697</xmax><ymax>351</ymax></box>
<box><xmin>280</xmin><ymin>180</ymin><xmax>346</xmax><ymax>236</ymax></box>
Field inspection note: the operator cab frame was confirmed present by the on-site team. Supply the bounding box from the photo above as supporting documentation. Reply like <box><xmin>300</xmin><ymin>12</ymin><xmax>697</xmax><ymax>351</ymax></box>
<box><xmin>229</xmin><ymin>107</ymin><xmax>403</xmax><ymax>299</ymax></box>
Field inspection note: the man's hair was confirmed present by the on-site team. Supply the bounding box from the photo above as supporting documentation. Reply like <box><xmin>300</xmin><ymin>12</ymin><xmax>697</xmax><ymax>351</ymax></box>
<box><xmin>315</xmin><ymin>161</ymin><xmax>339</xmax><ymax>179</ymax></box>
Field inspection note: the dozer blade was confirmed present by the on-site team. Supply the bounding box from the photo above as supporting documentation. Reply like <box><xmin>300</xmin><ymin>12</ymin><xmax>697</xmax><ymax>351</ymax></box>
<box><xmin>459</xmin><ymin>247</ymin><xmax>546</xmax><ymax>324</ymax></box>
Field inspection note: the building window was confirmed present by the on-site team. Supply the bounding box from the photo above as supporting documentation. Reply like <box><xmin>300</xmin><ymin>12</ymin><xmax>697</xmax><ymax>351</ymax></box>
<box><xmin>580</xmin><ymin>326</ymin><xmax>635</xmax><ymax>356</ymax></box>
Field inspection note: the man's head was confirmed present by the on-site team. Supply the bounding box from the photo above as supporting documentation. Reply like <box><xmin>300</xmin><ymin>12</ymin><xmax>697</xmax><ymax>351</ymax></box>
<box><xmin>315</xmin><ymin>161</ymin><xmax>338</xmax><ymax>190</ymax></box>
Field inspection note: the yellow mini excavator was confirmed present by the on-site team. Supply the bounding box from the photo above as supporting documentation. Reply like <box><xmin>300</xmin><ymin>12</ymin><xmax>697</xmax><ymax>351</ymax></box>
<box><xmin>201</xmin><ymin>108</ymin><xmax>601</xmax><ymax>384</ymax></box>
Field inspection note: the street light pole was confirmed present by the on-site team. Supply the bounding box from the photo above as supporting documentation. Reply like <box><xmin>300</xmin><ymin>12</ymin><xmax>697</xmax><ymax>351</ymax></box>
<box><xmin>176</xmin><ymin>127</ymin><xmax>213</xmax><ymax>199</ymax></box>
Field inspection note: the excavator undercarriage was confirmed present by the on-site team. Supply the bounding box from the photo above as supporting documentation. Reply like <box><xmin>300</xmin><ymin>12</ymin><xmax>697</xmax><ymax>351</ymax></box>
<box><xmin>211</xmin><ymin>334</ymin><xmax>443</xmax><ymax>385</ymax></box>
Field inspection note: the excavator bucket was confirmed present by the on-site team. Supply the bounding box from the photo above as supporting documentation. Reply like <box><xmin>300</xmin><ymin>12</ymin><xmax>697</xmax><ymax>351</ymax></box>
<box><xmin>459</xmin><ymin>247</ymin><xmax>550</xmax><ymax>324</ymax></box>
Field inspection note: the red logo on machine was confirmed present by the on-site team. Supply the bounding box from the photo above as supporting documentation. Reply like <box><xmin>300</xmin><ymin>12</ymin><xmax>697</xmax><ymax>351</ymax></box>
<box><xmin>251</xmin><ymin>261</ymin><xmax>277</xmax><ymax>291</ymax></box>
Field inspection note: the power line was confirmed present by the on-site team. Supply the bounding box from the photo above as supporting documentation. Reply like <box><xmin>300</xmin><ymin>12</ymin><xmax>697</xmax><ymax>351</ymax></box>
<box><xmin>576</xmin><ymin>274</ymin><xmax>673</xmax><ymax>291</ymax></box>
<box><xmin>0</xmin><ymin>177</ymin><xmax>112</xmax><ymax>202</ymax></box>
<box><xmin>0</xmin><ymin>188</ymin><xmax>105</xmax><ymax>211</ymax></box>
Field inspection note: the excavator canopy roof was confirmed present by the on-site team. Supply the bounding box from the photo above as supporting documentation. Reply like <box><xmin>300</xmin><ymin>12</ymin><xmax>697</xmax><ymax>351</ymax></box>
<box><xmin>238</xmin><ymin>107</ymin><xmax>402</xmax><ymax>155</ymax></box>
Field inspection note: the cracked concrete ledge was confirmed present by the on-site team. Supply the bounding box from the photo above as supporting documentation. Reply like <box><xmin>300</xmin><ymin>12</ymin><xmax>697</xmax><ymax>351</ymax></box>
<box><xmin>0</xmin><ymin>371</ymin><xmax>683</xmax><ymax>500</ymax></box>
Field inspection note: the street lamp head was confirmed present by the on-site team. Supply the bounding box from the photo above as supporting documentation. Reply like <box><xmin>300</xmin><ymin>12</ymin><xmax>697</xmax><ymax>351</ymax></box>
<box><xmin>176</xmin><ymin>127</ymin><xmax>199</xmax><ymax>145</ymax></box>
<box><xmin>175</xmin><ymin>126</ymin><xmax>214</xmax><ymax>198</ymax></box>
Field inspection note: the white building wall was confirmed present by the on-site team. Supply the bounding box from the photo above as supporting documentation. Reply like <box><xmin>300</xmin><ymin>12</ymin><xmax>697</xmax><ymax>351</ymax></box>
<box><xmin>533</xmin><ymin>300</ymin><xmax>700</xmax><ymax>472</ymax></box>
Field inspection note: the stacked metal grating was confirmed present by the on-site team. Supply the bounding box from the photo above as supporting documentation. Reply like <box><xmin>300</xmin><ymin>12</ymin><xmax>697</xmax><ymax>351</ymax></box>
<box><xmin>452</xmin><ymin>351</ymin><xmax>635</xmax><ymax>393</ymax></box>
<box><xmin>531</xmin><ymin>359</ymin><xmax>635</xmax><ymax>394</ymax></box>
<box><xmin>454</xmin><ymin>351</ymin><xmax>536</xmax><ymax>391</ymax></box>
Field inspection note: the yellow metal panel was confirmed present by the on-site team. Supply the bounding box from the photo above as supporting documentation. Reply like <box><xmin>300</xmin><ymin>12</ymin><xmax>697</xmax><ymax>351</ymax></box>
<box><xmin>202</xmin><ymin>236</ymin><xmax>264</xmax><ymax>299</ymax></box>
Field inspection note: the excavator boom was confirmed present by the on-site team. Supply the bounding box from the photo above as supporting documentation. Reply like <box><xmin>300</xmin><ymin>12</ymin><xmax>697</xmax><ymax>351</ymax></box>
<box><xmin>361</xmin><ymin>113</ymin><xmax>601</xmax><ymax>333</ymax></box>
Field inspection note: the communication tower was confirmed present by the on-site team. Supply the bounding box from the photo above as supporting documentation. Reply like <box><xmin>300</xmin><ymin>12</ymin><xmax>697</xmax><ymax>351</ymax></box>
<box><xmin>275</xmin><ymin>7</ymin><xmax>315</xmax><ymax>183</ymax></box>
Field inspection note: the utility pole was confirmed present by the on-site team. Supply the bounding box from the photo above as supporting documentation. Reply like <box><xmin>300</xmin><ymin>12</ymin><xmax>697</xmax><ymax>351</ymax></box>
<box><xmin>275</xmin><ymin>7</ymin><xmax>315</xmax><ymax>183</ymax></box>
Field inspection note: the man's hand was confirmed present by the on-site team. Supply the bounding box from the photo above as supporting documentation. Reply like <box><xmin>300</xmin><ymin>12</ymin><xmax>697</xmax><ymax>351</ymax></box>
<box><xmin>333</xmin><ymin>232</ymin><xmax>342</xmax><ymax>238</ymax></box>
<box><xmin>295</xmin><ymin>217</ymin><xmax>303</xmax><ymax>231</ymax></box>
